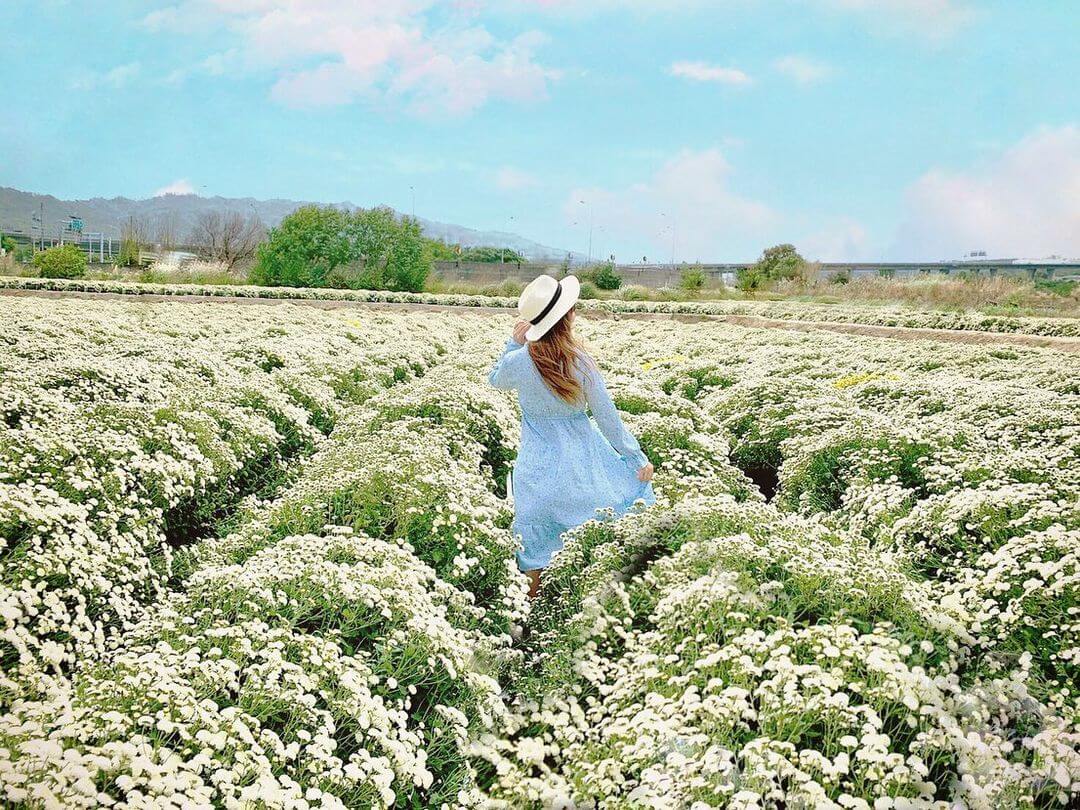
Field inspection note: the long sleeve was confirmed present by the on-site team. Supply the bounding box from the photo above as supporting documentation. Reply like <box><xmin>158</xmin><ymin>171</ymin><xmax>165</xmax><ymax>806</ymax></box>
<box><xmin>583</xmin><ymin>363</ymin><xmax>649</xmax><ymax>469</ymax></box>
<box><xmin>488</xmin><ymin>337</ymin><xmax>526</xmax><ymax>390</ymax></box>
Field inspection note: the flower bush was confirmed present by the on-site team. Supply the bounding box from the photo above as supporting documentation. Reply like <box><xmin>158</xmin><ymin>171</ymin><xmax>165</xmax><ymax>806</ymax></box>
<box><xmin>0</xmin><ymin>297</ymin><xmax>1077</xmax><ymax>808</ymax></box>
<box><xmin>3</xmin><ymin>274</ymin><xmax>1078</xmax><ymax>337</ymax></box>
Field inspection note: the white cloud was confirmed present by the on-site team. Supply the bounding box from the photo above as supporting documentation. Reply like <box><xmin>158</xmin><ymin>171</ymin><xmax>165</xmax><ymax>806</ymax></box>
<box><xmin>567</xmin><ymin>148</ymin><xmax>775</xmax><ymax>260</ymax></box>
<box><xmin>495</xmin><ymin>166</ymin><xmax>540</xmax><ymax>191</ymax></box>
<box><xmin>153</xmin><ymin>179</ymin><xmax>196</xmax><ymax>197</ymax></box>
<box><xmin>144</xmin><ymin>1</ymin><xmax>557</xmax><ymax>115</ymax></box>
<box><xmin>71</xmin><ymin>62</ymin><xmax>141</xmax><ymax>91</ymax></box>
<box><xmin>800</xmin><ymin>217</ymin><xmax>873</xmax><ymax>261</ymax></box>
<box><xmin>510</xmin><ymin>0</ymin><xmax>710</xmax><ymax>13</ymax></box>
<box><xmin>893</xmin><ymin>125</ymin><xmax>1080</xmax><ymax>260</ymax></box>
<box><xmin>164</xmin><ymin>49</ymin><xmax>245</xmax><ymax>86</ymax></box>
<box><xmin>669</xmin><ymin>61</ymin><xmax>752</xmax><ymax>86</ymax></box>
<box><xmin>517</xmin><ymin>0</ymin><xmax>972</xmax><ymax>38</ymax></box>
<box><xmin>773</xmin><ymin>55</ymin><xmax>833</xmax><ymax>85</ymax></box>
<box><xmin>816</xmin><ymin>0</ymin><xmax>973</xmax><ymax>38</ymax></box>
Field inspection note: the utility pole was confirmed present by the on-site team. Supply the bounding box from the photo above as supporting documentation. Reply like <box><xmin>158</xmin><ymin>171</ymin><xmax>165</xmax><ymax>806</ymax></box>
<box><xmin>589</xmin><ymin>209</ymin><xmax>594</xmax><ymax>265</ymax></box>
<box><xmin>31</xmin><ymin>202</ymin><xmax>45</xmax><ymax>251</ymax></box>
<box><xmin>410</xmin><ymin>186</ymin><xmax>415</xmax><ymax>218</ymax></box>
<box><xmin>501</xmin><ymin>215</ymin><xmax>515</xmax><ymax>264</ymax></box>
<box><xmin>579</xmin><ymin>200</ymin><xmax>593</xmax><ymax>264</ymax></box>
<box><xmin>670</xmin><ymin>222</ymin><xmax>676</xmax><ymax>271</ymax></box>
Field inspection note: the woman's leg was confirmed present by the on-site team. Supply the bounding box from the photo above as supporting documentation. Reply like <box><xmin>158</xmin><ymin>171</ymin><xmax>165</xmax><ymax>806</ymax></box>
<box><xmin>525</xmin><ymin>569</ymin><xmax>542</xmax><ymax>599</ymax></box>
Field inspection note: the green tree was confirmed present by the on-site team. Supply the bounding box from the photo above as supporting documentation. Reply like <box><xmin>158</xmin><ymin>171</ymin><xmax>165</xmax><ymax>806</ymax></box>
<box><xmin>251</xmin><ymin>205</ymin><xmax>352</xmax><ymax>287</ymax></box>
<box><xmin>251</xmin><ymin>205</ymin><xmax>431</xmax><ymax>292</ymax></box>
<box><xmin>349</xmin><ymin>207</ymin><xmax>398</xmax><ymax>267</ymax></box>
<box><xmin>425</xmin><ymin>239</ymin><xmax>460</xmax><ymax>261</ymax></box>
<box><xmin>384</xmin><ymin>216</ymin><xmax>429</xmax><ymax>292</ymax></box>
<box><xmin>587</xmin><ymin>260</ymin><xmax>622</xmax><ymax>290</ymax></box>
<box><xmin>33</xmin><ymin>244</ymin><xmax>87</xmax><ymax>279</ymax></box>
<box><xmin>1</xmin><ymin>235</ymin><xmax>16</xmax><ymax>254</ymax></box>
<box><xmin>347</xmin><ymin>206</ymin><xmax>423</xmax><ymax>291</ymax></box>
<box><xmin>737</xmin><ymin>243</ymin><xmax>805</xmax><ymax>290</ymax></box>
<box><xmin>680</xmin><ymin>265</ymin><xmax>707</xmax><ymax>294</ymax></box>
<box><xmin>457</xmin><ymin>245</ymin><xmax>526</xmax><ymax>264</ymax></box>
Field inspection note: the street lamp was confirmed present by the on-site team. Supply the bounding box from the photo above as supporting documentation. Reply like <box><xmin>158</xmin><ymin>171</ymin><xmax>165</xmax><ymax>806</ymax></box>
<box><xmin>502</xmin><ymin>215</ymin><xmax>515</xmax><ymax>264</ymax></box>
<box><xmin>409</xmin><ymin>186</ymin><xmax>415</xmax><ymax>218</ymax></box>
<box><xmin>579</xmin><ymin>200</ymin><xmax>594</xmax><ymax>264</ymax></box>
<box><xmin>659</xmin><ymin>213</ymin><xmax>676</xmax><ymax>271</ymax></box>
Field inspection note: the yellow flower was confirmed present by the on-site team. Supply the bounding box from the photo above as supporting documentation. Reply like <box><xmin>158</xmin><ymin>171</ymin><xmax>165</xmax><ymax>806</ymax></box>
<box><xmin>833</xmin><ymin>371</ymin><xmax>878</xmax><ymax>389</ymax></box>
<box><xmin>642</xmin><ymin>354</ymin><xmax>688</xmax><ymax>372</ymax></box>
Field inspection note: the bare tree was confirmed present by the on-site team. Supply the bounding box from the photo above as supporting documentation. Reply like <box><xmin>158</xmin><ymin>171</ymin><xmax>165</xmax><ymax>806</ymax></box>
<box><xmin>154</xmin><ymin>213</ymin><xmax>180</xmax><ymax>250</ymax></box>
<box><xmin>121</xmin><ymin>214</ymin><xmax>150</xmax><ymax>245</ymax></box>
<box><xmin>190</xmin><ymin>211</ymin><xmax>267</xmax><ymax>269</ymax></box>
<box><xmin>118</xmin><ymin>215</ymin><xmax>150</xmax><ymax>266</ymax></box>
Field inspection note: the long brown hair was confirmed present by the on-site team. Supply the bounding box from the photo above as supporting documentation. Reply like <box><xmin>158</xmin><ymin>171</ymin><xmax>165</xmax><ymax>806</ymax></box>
<box><xmin>528</xmin><ymin>309</ymin><xmax>589</xmax><ymax>403</ymax></box>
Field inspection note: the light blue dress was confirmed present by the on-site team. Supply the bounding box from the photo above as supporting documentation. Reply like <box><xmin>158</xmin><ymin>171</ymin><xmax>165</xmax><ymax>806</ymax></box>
<box><xmin>488</xmin><ymin>338</ymin><xmax>656</xmax><ymax>571</ymax></box>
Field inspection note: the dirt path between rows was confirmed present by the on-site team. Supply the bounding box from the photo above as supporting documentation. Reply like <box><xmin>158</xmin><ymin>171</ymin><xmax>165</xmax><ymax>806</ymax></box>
<box><xmin>4</xmin><ymin>287</ymin><xmax>1078</xmax><ymax>354</ymax></box>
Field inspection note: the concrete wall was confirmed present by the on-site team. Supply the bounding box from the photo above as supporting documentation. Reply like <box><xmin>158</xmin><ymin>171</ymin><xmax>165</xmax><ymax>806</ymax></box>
<box><xmin>433</xmin><ymin>260</ymin><xmax>562</xmax><ymax>286</ymax></box>
<box><xmin>431</xmin><ymin>260</ymin><xmax>1079</xmax><ymax>289</ymax></box>
<box><xmin>432</xmin><ymin>261</ymin><xmax>726</xmax><ymax>289</ymax></box>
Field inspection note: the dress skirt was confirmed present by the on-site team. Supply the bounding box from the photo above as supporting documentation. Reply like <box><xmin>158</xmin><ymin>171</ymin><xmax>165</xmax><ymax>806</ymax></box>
<box><xmin>512</xmin><ymin>412</ymin><xmax>655</xmax><ymax>571</ymax></box>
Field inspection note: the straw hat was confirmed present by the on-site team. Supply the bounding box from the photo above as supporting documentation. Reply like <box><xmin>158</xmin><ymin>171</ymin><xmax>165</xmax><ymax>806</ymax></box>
<box><xmin>517</xmin><ymin>274</ymin><xmax>581</xmax><ymax>341</ymax></box>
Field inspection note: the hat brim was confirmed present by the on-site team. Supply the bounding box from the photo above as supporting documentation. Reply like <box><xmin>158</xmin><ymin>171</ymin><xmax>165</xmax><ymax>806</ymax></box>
<box><xmin>525</xmin><ymin>275</ymin><xmax>581</xmax><ymax>342</ymax></box>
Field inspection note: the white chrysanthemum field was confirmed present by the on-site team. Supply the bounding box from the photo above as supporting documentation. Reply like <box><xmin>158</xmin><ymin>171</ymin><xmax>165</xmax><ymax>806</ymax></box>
<box><xmin>0</xmin><ymin>296</ymin><xmax>1077</xmax><ymax>809</ymax></box>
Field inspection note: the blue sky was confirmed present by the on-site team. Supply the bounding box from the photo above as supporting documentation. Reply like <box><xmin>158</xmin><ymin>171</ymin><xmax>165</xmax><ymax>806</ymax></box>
<box><xmin>2</xmin><ymin>1</ymin><xmax>1078</xmax><ymax>261</ymax></box>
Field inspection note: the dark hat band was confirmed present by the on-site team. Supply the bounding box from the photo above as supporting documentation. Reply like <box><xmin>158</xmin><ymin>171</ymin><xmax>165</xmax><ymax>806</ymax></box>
<box><xmin>529</xmin><ymin>281</ymin><xmax>563</xmax><ymax>326</ymax></box>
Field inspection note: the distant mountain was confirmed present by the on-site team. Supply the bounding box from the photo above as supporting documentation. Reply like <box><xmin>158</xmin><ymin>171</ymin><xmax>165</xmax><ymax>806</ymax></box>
<box><xmin>0</xmin><ymin>186</ymin><xmax>573</xmax><ymax>261</ymax></box>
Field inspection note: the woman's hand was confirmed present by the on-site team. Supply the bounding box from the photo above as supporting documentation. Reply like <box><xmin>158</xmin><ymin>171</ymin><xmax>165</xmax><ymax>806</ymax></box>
<box><xmin>512</xmin><ymin>320</ymin><xmax>530</xmax><ymax>345</ymax></box>
<box><xmin>637</xmin><ymin>462</ymin><xmax>654</xmax><ymax>483</ymax></box>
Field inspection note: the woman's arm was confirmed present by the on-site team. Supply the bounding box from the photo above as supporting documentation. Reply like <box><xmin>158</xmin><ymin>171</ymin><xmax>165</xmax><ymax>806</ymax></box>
<box><xmin>488</xmin><ymin>327</ymin><xmax>528</xmax><ymax>389</ymax></box>
<box><xmin>583</xmin><ymin>361</ymin><xmax>651</xmax><ymax>472</ymax></box>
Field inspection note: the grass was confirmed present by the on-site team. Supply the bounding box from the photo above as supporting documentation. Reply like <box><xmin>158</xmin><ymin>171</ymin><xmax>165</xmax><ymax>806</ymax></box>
<box><xmin>4</xmin><ymin>256</ymin><xmax>1077</xmax><ymax>317</ymax></box>
<box><xmin>0</xmin><ymin>257</ymin><xmax>248</xmax><ymax>286</ymax></box>
<box><xmin>414</xmin><ymin>270</ymin><xmax>1080</xmax><ymax>317</ymax></box>
<box><xmin>780</xmin><ymin>273</ymin><xmax>1079</xmax><ymax>317</ymax></box>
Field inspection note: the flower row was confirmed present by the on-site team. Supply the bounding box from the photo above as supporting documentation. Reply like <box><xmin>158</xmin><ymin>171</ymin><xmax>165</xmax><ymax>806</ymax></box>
<box><xmin>3</xmin><ymin>275</ymin><xmax>1077</xmax><ymax>337</ymax></box>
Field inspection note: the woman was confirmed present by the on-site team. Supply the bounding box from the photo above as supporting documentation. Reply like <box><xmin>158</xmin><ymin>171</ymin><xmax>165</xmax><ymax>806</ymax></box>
<box><xmin>488</xmin><ymin>274</ymin><xmax>655</xmax><ymax>598</ymax></box>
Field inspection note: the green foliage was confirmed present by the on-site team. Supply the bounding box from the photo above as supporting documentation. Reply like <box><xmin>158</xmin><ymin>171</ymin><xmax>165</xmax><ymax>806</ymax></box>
<box><xmin>577</xmin><ymin>279</ymin><xmax>599</xmax><ymax>299</ymax></box>
<box><xmin>477</xmin><ymin>279</ymin><xmax>525</xmax><ymax>298</ymax></box>
<box><xmin>32</xmin><ymin>244</ymin><xmax>87</xmax><ymax>279</ymax></box>
<box><xmin>738</xmin><ymin>243</ymin><xmax>806</xmax><ymax>291</ymax></box>
<box><xmin>585</xmin><ymin>260</ymin><xmax>622</xmax><ymax>290</ymax></box>
<box><xmin>424</xmin><ymin>241</ymin><xmax>525</xmax><ymax>264</ymax></box>
<box><xmin>252</xmin><ymin>206</ymin><xmax>430</xmax><ymax>292</ymax></box>
<box><xmin>116</xmin><ymin>239</ymin><xmax>141</xmax><ymax>268</ymax></box>
<box><xmin>0</xmin><ymin>236</ymin><xmax>15</xmax><ymax>254</ymax></box>
<box><xmin>679</xmin><ymin>264</ymin><xmax>707</xmax><ymax>293</ymax></box>
<box><xmin>464</xmin><ymin>245</ymin><xmax>525</xmax><ymax>263</ymax></box>
<box><xmin>250</xmin><ymin>206</ymin><xmax>350</xmax><ymax>288</ymax></box>
<box><xmin>782</xmin><ymin>437</ymin><xmax>931</xmax><ymax>515</ymax></box>
<box><xmin>1034</xmin><ymin>278</ymin><xmax>1076</xmax><ymax>296</ymax></box>
<box><xmin>384</xmin><ymin>216</ymin><xmax>429</xmax><ymax>292</ymax></box>
<box><xmin>425</xmin><ymin>239</ymin><xmax>459</xmax><ymax>261</ymax></box>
